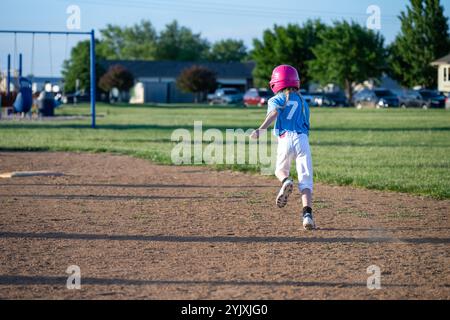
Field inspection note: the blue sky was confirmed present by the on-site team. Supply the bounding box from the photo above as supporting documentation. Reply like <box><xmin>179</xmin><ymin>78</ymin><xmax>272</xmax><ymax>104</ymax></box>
<box><xmin>0</xmin><ymin>0</ymin><xmax>448</xmax><ymax>76</ymax></box>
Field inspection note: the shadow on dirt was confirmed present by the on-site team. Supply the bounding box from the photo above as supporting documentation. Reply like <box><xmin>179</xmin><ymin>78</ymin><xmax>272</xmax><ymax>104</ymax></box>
<box><xmin>0</xmin><ymin>194</ymin><xmax>244</xmax><ymax>200</ymax></box>
<box><xmin>0</xmin><ymin>231</ymin><xmax>448</xmax><ymax>244</ymax></box>
<box><xmin>0</xmin><ymin>275</ymin><xmax>420</xmax><ymax>288</ymax></box>
<box><xmin>0</xmin><ymin>183</ymin><xmax>274</xmax><ymax>189</ymax></box>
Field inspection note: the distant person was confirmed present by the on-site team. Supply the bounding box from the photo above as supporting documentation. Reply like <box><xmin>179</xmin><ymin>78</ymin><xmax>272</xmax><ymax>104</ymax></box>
<box><xmin>37</xmin><ymin>82</ymin><xmax>55</xmax><ymax>116</ymax></box>
<box><xmin>250</xmin><ymin>65</ymin><xmax>315</xmax><ymax>230</ymax></box>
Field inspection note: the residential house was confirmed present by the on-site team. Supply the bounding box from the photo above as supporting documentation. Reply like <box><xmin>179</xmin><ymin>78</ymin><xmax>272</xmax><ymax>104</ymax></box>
<box><xmin>431</xmin><ymin>53</ymin><xmax>450</xmax><ymax>94</ymax></box>
<box><xmin>431</xmin><ymin>53</ymin><xmax>450</xmax><ymax>108</ymax></box>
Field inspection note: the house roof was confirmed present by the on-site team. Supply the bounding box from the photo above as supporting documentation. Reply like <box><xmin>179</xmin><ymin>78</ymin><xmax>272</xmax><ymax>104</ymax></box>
<box><xmin>30</xmin><ymin>76</ymin><xmax>63</xmax><ymax>82</ymax></box>
<box><xmin>100</xmin><ymin>60</ymin><xmax>255</xmax><ymax>79</ymax></box>
<box><xmin>431</xmin><ymin>53</ymin><xmax>450</xmax><ymax>66</ymax></box>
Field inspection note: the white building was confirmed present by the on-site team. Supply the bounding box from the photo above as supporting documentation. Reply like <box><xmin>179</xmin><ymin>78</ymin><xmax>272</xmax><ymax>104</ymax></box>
<box><xmin>101</xmin><ymin>60</ymin><xmax>255</xmax><ymax>104</ymax></box>
<box><xmin>431</xmin><ymin>53</ymin><xmax>450</xmax><ymax>94</ymax></box>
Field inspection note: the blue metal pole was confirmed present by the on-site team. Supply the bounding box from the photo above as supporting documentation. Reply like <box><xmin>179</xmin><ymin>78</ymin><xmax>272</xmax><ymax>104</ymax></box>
<box><xmin>90</xmin><ymin>29</ymin><xmax>96</xmax><ymax>128</ymax></box>
<box><xmin>19</xmin><ymin>53</ymin><xmax>22</xmax><ymax>77</ymax></box>
<box><xmin>7</xmin><ymin>54</ymin><xmax>11</xmax><ymax>97</ymax></box>
<box><xmin>0</xmin><ymin>30</ymin><xmax>91</xmax><ymax>35</ymax></box>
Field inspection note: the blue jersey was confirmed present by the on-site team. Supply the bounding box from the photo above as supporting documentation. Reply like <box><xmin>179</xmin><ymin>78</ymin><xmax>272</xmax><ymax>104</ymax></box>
<box><xmin>267</xmin><ymin>92</ymin><xmax>310</xmax><ymax>136</ymax></box>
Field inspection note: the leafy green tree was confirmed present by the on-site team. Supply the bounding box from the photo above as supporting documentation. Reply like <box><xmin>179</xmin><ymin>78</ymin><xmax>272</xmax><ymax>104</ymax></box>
<box><xmin>208</xmin><ymin>39</ymin><xmax>247</xmax><ymax>62</ymax></box>
<box><xmin>176</xmin><ymin>65</ymin><xmax>217</xmax><ymax>102</ymax></box>
<box><xmin>155</xmin><ymin>21</ymin><xmax>210</xmax><ymax>61</ymax></box>
<box><xmin>388</xmin><ymin>0</ymin><xmax>450</xmax><ymax>88</ymax></box>
<box><xmin>62</xmin><ymin>40</ymin><xmax>106</xmax><ymax>93</ymax></box>
<box><xmin>308</xmin><ymin>21</ymin><xmax>385</xmax><ymax>101</ymax></box>
<box><xmin>251</xmin><ymin>20</ymin><xmax>327</xmax><ymax>88</ymax></box>
<box><xmin>99</xmin><ymin>20</ymin><xmax>158</xmax><ymax>60</ymax></box>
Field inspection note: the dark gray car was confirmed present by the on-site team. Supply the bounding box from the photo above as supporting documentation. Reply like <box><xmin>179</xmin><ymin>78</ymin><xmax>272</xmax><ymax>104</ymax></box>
<box><xmin>353</xmin><ymin>89</ymin><xmax>399</xmax><ymax>109</ymax></box>
<box><xmin>399</xmin><ymin>90</ymin><xmax>446</xmax><ymax>109</ymax></box>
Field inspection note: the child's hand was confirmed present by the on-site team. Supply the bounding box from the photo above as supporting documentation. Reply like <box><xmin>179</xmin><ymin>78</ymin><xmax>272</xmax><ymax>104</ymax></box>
<box><xmin>250</xmin><ymin>129</ymin><xmax>260</xmax><ymax>139</ymax></box>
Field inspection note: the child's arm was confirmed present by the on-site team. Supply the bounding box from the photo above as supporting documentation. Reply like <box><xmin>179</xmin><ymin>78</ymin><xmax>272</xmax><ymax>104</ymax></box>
<box><xmin>250</xmin><ymin>109</ymin><xmax>278</xmax><ymax>139</ymax></box>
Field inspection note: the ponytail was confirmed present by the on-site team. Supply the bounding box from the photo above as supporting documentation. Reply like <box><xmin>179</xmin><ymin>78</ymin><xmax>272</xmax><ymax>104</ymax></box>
<box><xmin>283</xmin><ymin>89</ymin><xmax>290</xmax><ymax>108</ymax></box>
<box><xmin>282</xmin><ymin>87</ymin><xmax>299</xmax><ymax>108</ymax></box>
<box><xmin>280</xmin><ymin>87</ymin><xmax>305</xmax><ymax>120</ymax></box>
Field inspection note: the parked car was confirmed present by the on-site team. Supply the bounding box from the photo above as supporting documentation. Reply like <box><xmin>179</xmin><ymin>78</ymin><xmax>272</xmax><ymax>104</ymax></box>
<box><xmin>351</xmin><ymin>90</ymin><xmax>366</xmax><ymax>106</ymax></box>
<box><xmin>243</xmin><ymin>88</ymin><xmax>273</xmax><ymax>107</ymax></box>
<box><xmin>399</xmin><ymin>90</ymin><xmax>446</xmax><ymax>109</ymax></box>
<box><xmin>353</xmin><ymin>88</ymin><xmax>399</xmax><ymax>109</ymax></box>
<box><xmin>208</xmin><ymin>88</ymin><xmax>243</xmax><ymax>105</ymax></box>
<box><xmin>311</xmin><ymin>92</ymin><xmax>348</xmax><ymax>107</ymax></box>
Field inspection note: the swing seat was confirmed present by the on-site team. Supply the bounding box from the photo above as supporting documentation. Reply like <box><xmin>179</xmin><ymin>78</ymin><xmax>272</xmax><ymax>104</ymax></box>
<box><xmin>13</xmin><ymin>90</ymin><xmax>32</xmax><ymax>113</ymax></box>
<box><xmin>13</xmin><ymin>77</ymin><xmax>33</xmax><ymax>114</ymax></box>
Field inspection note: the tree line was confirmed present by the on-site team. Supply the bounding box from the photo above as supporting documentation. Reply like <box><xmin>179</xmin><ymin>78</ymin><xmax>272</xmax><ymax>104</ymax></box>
<box><xmin>62</xmin><ymin>20</ymin><xmax>247</xmax><ymax>93</ymax></box>
<box><xmin>62</xmin><ymin>0</ymin><xmax>450</xmax><ymax>100</ymax></box>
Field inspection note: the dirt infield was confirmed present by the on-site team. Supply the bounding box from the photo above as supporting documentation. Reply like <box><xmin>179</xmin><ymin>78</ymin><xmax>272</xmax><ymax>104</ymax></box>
<box><xmin>0</xmin><ymin>152</ymin><xmax>449</xmax><ymax>299</ymax></box>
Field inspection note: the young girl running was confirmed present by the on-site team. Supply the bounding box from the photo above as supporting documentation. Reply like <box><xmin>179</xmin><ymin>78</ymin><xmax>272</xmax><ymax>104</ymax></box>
<box><xmin>250</xmin><ymin>65</ymin><xmax>315</xmax><ymax>230</ymax></box>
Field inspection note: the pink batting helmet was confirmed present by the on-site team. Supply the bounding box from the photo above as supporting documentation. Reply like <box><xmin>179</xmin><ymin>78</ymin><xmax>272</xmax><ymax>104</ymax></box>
<box><xmin>269</xmin><ymin>65</ymin><xmax>300</xmax><ymax>94</ymax></box>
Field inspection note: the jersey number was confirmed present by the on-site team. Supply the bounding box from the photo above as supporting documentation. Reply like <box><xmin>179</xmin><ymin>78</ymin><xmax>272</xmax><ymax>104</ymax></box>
<box><xmin>286</xmin><ymin>101</ymin><xmax>299</xmax><ymax>120</ymax></box>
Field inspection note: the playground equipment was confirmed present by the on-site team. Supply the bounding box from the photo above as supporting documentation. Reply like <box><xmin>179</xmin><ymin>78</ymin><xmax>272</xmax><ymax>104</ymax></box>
<box><xmin>13</xmin><ymin>77</ymin><xmax>32</xmax><ymax>114</ymax></box>
<box><xmin>0</xmin><ymin>29</ymin><xmax>97</xmax><ymax>127</ymax></box>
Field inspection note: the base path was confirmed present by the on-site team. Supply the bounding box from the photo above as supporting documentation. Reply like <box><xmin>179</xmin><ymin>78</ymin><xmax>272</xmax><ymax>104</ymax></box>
<box><xmin>0</xmin><ymin>152</ymin><xmax>449</xmax><ymax>299</ymax></box>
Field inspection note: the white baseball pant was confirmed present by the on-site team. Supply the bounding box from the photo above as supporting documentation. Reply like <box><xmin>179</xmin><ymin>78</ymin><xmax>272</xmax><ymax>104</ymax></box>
<box><xmin>275</xmin><ymin>132</ymin><xmax>313</xmax><ymax>192</ymax></box>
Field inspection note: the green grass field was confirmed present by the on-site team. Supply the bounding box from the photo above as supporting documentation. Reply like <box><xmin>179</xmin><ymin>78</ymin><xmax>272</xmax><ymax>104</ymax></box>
<box><xmin>1</xmin><ymin>103</ymin><xmax>449</xmax><ymax>199</ymax></box>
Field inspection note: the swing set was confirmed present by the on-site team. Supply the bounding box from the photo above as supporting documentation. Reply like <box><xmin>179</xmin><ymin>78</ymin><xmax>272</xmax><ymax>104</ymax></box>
<box><xmin>0</xmin><ymin>29</ymin><xmax>97</xmax><ymax>128</ymax></box>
